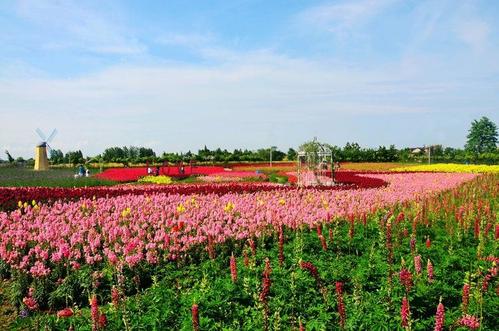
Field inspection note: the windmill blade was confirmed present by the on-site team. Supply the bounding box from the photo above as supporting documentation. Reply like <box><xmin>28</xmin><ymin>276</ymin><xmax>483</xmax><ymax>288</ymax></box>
<box><xmin>36</xmin><ymin>128</ymin><xmax>46</xmax><ymax>142</ymax></box>
<box><xmin>46</xmin><ymin>129</ymin><xmax>57</xmax><ymax>143</ymax></box>
<box><xmin>46</xmin><ymin>143</ymin><xmax>52</xmax><ymax>154</ymax></box>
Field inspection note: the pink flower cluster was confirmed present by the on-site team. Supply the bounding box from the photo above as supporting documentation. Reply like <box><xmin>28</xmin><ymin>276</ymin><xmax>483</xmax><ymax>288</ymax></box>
<box><xmin>0</xmin><ymin>173</ymin><xmax>476</xmax><ymax>277</ymax></box>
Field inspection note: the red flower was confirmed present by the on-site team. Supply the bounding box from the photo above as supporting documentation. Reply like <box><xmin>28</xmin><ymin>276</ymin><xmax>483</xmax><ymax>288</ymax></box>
<box><xmin>57</xmin><ymin>308</ymin><xmax>73</xmax><ymax>318</ymax></box>
<box><xmin>399</xmin><ymin>268</ymin><xmax>413</xmax><ymax>292</ymax></box>
<box><xmin>278</xmin><ymin>226</ymin><xmax>285</xmax><ymax>265</ymax></box>
<box><xmin>230</xmin><ymin>253</ymin><xmax>237</xmax><ymax>283</ymax></box>
<box><xmin>22</xmin><ymin>296</ymin><xmax>38</xmax><ymax>311</ymax></box>
<box><xmin>427</xmin><ymin>259</ymin><xmax>434</xmax><ymax>282</ymax></box>
<box><xmin>335</xmin><ymin>281</ymin><xmax>346</xmax><ymax>329</ymax></box>
<box><xmin>192</xmin><ymin>304</ymin><xmax>199</xmax><ymax>331</ymax></box>
<box><xmin>99</xmin><ymin>313</ymin><xmax>107</xmax><ymax>328</ymax></box>
<box><xmin>300</xmin><ymin>261</ymin><xmax>321</xmax><ymax>285</ymax></box>
<box><xmin>259</xmin><ymin>258</ymin><xmax>272</xmax><ymax>303</ymax></box>
<box><xmin>462</xmin><ymin>283</ymin><xmax>470</xmax><ymax>313</ymax></box>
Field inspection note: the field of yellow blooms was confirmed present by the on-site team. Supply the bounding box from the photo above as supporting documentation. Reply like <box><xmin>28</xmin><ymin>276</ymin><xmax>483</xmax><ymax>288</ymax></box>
<box><xmin>137</xmin><ymin>175</ymin><xmax>173</xmax><ymax>184</ymax></box>
<box><xmin>393</xmin><ymin>163</ymin><xmax>499</xmax><ymax>173</ymax></box>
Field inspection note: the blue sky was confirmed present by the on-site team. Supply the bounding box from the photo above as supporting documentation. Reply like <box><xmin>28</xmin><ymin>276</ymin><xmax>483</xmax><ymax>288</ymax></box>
<box><xmin>1</xmin><ymin>0</ymin><xmax>498</xmax><ymax>158</ymax></box>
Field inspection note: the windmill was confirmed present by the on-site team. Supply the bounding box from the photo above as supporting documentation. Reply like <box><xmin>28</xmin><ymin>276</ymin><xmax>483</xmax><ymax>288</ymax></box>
<box><xmin>34</xmin><ymin>128</ymin><xmax>57</xmax><ymax>171</ymax></box>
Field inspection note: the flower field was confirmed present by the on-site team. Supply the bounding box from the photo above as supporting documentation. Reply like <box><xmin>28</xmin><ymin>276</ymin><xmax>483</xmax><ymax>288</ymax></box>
<box><xmin>392</xmin><ymin>163</ymin><xmax>499</xmax><ymax>173</ymax></box>
<box><xmin>95</xmin><ymin>166</ymin><xmax>227</xmax><ymax>182</ymax></box>
<box><xmin>0</xmin><ymin>170</ymin><xmax>497</xmax><ymax>330</ymax></box>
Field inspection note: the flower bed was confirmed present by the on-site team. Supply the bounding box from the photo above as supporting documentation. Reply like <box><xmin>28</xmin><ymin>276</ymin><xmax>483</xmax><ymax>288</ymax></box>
<box><xmin>3</xmin><ymin>172</ymin><xmax>498</xmax><ymax>331</ymax></box>
<box><xmin>0</xmin><ymin>172</ymin><xmax>475</xmax><ymax>278</ymax></box>
<box><xmin>137</xmin><ymin>176</ymin><xmax>173</xmax><ymax>185</ymax></box>
<box><xmin>0</xmin><ymin>172</ymin><xmax>388</xmax><ymax>211</ymax></box>
<box><xmin>392</xmin><ymin>163</ymin><xmax>499</xmax><ymax>173</ymax></box>
<box><xmin>95</xmin><ymin>166</ymin><xmax>226</xmax><ymax>182</ymax></box>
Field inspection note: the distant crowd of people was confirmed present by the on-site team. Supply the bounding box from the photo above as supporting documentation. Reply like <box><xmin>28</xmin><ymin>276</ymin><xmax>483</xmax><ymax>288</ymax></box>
<box><xmin>147</xmin><ymin>165</ymin><xmax>185</xmax><ymax>176</ymax></box>
<box><xmin>74</xmin><ymin>165</ymin><xmax>90</xmax><ymax>178</ymax></box>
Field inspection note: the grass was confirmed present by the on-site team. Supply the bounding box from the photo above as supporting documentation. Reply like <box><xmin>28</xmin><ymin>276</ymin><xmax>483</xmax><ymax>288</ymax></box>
<box><xmin>0</xmin><ymin>166</ymin><xmax>116</xmax><ymax>187</ymax></box>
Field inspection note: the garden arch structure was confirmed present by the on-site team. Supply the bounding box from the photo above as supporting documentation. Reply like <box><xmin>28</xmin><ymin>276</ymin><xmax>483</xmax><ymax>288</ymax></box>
<box><xmin>297</xmin><ymin>138</ymin><xmax>334</xmax><ymax>187</ymax></box>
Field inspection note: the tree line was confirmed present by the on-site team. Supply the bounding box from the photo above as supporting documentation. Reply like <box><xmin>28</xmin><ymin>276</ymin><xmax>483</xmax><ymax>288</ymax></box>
<box><xmin>2</xmin><ymin>117</ymin><xmax>497</xmax><ymax>165</ymax></box>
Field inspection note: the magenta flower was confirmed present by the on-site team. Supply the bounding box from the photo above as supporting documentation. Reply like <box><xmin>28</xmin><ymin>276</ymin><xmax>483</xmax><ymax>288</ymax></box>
<box><xmin>401</xmin><ymin>296</ymin><xmax>410</xmax><ymax>328</ymax></box>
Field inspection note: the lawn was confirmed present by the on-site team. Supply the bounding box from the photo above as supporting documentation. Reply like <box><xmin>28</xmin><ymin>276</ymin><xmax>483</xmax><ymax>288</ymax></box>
<box><xmin>0</xmin><ymin>166</ymin><xmax>115</xmax><ymax>187</ymax></box>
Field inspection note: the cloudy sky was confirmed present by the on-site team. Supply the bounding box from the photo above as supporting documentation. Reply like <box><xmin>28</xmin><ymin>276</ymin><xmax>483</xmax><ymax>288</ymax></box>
<box><xmin>1</xmin><ymin>0</ymin><xmax>498</xmax><ymax>158</ymax></box>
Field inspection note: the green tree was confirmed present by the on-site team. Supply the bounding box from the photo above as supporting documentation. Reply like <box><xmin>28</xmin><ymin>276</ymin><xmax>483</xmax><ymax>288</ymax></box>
<box><xmin>286</xmin><ymin>148</ymin><xmax>297</xmax><ymax>161</ymax></box>
<box><xmin>465</xmin><ymin>117</ymin><xmax>498</xmax><ymax>154</ymax></box>
<box><xmin>49</xmin><ymin>149</ymin><xmax>64</xmax><ymax>164</ymax></box>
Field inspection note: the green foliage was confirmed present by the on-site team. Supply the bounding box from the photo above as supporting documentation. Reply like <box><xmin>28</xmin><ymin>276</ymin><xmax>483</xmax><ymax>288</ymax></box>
<box><xmin>465</xmin><ymin>117</ymin><xmax>498</xmax><ymax>154</ymax></box>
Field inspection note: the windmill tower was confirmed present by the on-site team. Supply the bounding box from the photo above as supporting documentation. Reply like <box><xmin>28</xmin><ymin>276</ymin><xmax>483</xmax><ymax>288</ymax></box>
<box><xmin>34</xmin><ymin>128</ymin><xmax>57</xmax><ymax>171</ymax></box>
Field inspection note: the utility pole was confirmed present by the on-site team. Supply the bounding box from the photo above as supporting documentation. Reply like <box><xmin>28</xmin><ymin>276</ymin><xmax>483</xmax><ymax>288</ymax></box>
<box><xmin>270</xmin><ymin>146</ymin><xmax>277</xmax><ymax>167</ymax></box>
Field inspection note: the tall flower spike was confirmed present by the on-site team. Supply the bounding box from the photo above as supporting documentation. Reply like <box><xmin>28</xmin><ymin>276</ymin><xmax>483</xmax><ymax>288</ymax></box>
<box><xmin>462</xmin><ymin>283</ymin><xmax>470</xmax><ymax>313</ymax></box>
<box><xmin>278</xmin><ymin>226</ymin><xmax>285</xmax><ymax>266</ymax></box>
<box><xmin>414</xmin><ymin>255</ymin><xmax>422</xmax><ymax>275</ymax></box>
<box><xmin>335</xmin><ymin>281</ymin><xmax>346</xmax><ymax>329</ymax></box>
<box><xmin>230</xmin><ymin>253</ymin><xmax>237</xmax><ymax>282</ymax></box>
<box><xmin>192</xmin><ymin>304</ymin><xmax>199</xmax><ymax>331</ymax></box>
<box><xmin>433</xmin><ymin>297</ymin><xmax>445</xmax><ymax>331</ymax></box>
<box><xmin>90</xmin><ymin>294</ymin><xmax>99</xmax><ymax>331</ymax></box>
<box><xmin>260</xmin><ymin>258</ymin><xmax>272</xmax><ymax>303</ymax></box>
<box><xmin>401</xmin><ymin>296</ymin><xmax>410</xmax><ymax>328</ymax></box>
<box><xmin>427</xmin><ymin>259</ymin><xmax>434</xmax><ymax>282</ymax></box>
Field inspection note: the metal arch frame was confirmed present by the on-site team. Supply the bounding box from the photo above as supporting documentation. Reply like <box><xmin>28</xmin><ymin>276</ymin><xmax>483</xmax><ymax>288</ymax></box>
<box><xmin>296</xmin><ymin>139</ymin><xmax>333</xmax><ymax>187</ymax></box>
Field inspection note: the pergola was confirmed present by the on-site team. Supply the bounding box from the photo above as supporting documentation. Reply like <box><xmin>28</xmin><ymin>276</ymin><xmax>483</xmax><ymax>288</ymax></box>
<box><xmin>296</xmin><ymin>138</ymin><xmax>334</xmax><ymax>187</ymax></box>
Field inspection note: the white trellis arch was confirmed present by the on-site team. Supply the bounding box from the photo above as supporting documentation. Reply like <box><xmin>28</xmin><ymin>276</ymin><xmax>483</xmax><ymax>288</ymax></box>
<box><xmin>296</xmin><ymin>138</ymin><xmax>334</xmax><ymax>187</ymax></box>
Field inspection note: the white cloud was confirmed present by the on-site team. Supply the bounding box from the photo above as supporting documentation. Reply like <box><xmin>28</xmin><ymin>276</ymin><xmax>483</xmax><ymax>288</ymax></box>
<box><xmin>1</xmin><ymin>49</ymin><xmax>468</xmax><ymax>158</ymax></box>
<box><xmin>299</xmin><ymin>0</ymin><xmax>397</xmax><ymax>35</ymax></box>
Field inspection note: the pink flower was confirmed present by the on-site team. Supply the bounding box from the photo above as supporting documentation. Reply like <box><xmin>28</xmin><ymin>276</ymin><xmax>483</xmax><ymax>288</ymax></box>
<box><xmin>414</xmin><ymin>255</ymin><xmax>422</xmax><ymax>275</ymax></box>
<box><xmin>458</xmin><ymin>314</ymin><xmax>480</xmax><ymax>329</ymax></box>
<box><xmin>427</xmin><ymin>259</ymin><xmax>434</xmax><ymax>282</ymax></box>
<box><xmin>433</xmin><ymin>298</ymin><xmax>445</xmax><ymax>331</ymax></box>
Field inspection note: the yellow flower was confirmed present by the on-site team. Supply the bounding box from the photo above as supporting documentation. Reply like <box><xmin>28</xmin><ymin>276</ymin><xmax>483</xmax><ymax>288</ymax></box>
<box><xmin>121</xmin><ymin>207</ymin><xmax>131</xmax><ymax>218</ymax></box>
<box><xmin>279</xmin><ymin>198</ymin><xmax>286</xmax><ymax>206</ymax></box>
<box><xmin>177</xmin><ymin>203</ymin><xmax>186</xmax><ymax>214</ymax></box>
<box><xmin>18</xmin><ymin>201</ymin><xmax>23</xmax><ymax>208</ymax></box>
<box><xmin>138</xmin><ymin>176</ymin><xmax>173</xmax><ymax>184</ymax></box>
<box><xmin>392</xmin><ymin>163</ymin><xmax>499</xmax><ymax>173</ymax></box>
<box><xmin>31</xmin><ymin>200</ymin><xmax>36</xmax><ymax>206</ymax></box>
<box><xmin>224</xmin><ymin>202</ymin><xmax>235</xmax><ymax>213</ymax></box>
